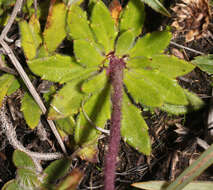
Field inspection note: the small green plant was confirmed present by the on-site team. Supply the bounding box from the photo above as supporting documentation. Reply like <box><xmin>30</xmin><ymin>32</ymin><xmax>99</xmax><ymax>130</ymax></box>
<box><xmin>0</xmin><ymin>0</ymin><xmax>204</xmax><ymax>189</ymax></box>
<box><xmin>2</xmin><ymin>150</ymin><xmax>83</xmax><ymax>190</ymax></box>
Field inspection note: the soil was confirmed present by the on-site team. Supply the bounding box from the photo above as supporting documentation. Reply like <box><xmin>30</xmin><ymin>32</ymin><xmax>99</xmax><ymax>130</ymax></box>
<box><xmin>1</xmin><ymin>0</ymin><xmax>213</xmax><ymax>189</ymax></box>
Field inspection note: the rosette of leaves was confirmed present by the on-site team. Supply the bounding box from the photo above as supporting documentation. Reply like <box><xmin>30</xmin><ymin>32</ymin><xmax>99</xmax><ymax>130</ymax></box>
<box><xmin>0</xmin><ymin>0</ymin><xmax>204</xmax><ymax>189</ymax></box>
<box><xmin>17</xmin><ymin>0</ymin><xmax>203</xmax><ymax>159</ymax></box>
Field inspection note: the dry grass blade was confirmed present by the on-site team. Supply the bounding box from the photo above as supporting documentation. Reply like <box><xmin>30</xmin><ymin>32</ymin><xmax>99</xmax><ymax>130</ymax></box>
<box><xmin>166</xmin><ymin>144</ymin><xmax>213</xmax><ymax>190</ymax></box>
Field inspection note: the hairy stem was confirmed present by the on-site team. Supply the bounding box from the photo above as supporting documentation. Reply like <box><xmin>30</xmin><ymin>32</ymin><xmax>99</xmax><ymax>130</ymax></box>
<box><xmin>104</xmin><ymin>55</ymin><xmax>124</xmax><ymax>190</ymax></box>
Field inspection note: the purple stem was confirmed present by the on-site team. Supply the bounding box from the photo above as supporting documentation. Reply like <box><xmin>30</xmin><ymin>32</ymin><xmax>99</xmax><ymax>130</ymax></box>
<box><xmin>104</xmin><ymin>55</ymin><xmax>125</xmax><ymax>190</ymax></box>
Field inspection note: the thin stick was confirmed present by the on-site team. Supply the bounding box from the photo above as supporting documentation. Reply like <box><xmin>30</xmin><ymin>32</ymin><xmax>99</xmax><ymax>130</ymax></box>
<box><xmin>82</xmin><ymin>102</ymin><xmax>110</xmax><ymax>135</ymax></box>
<box><xmin>0</xmin><ymin>0</ymin><xmax>23</xmax><ymax>41</ymax></box>
<box><xmin>170</xmin><ymin>41</ymin><xmax>204</xmax><ymax>55</ymax></box>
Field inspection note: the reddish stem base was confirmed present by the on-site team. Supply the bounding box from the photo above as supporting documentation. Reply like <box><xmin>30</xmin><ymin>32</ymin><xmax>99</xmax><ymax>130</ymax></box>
<box><xmin>104</xmin><ymin>54</ymin><xmax>125</xmax><ymax>190</ymax></box>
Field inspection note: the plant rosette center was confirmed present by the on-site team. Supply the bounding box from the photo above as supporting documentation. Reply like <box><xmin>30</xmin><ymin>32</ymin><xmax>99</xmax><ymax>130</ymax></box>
<box><xmin>105</xmin><ymin>52</ymin><xmax>126</xmax><ymax>77</ymax></box>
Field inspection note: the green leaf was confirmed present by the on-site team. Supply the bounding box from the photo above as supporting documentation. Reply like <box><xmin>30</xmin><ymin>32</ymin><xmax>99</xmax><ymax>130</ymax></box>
<box><xmin>129</xmin><ymin>30</ymin><xmax>172</xmax><ymax>58</ymax></box>
<box><xmin>160</xmin><ymin>103</ymin><xmax>188</xmax><ymax>115</ymax></box>
<box><xmin>19</xmin><ymin>15</ymin><xmax>42</xmax><ymax>60</ymax></box>
<box><xmin>121</xmin><ymin>93</ymin><xmax>151</xmax><ymax>155</ymax></box>
<box><xmin>126</xmin><ymin>56</ymin><xmax>150</xmax><ymax>69</ymax></box>
<box><xmin>56</xmin><ymin>116</ymin><xmax>75</xmax><ymax>135</ymax></box>
<box><xmin>90</xmin><ymin>0</ymin><xmax>117</xmax><ymax>53</ymax></box>
<box><xmin>60</xmin><ymin>67</ymin><xmax>97</xmax><ymax>83</ymax></box>
<box><xmin>184</xmin><ymin>90</ymin><xmax>204</xmax><ymax>111</ymax></box>
<box><xmin>81</xmin><ymin>70</ymin><xmax>108</xmax><ymax>94</ymax></box>
<box><xmin>11</xmin><ymin>151</ymin><xmax>40</xmax><ymax>190</ymax></box>
<box><xmin>67</xmin><ymin>4</ymin><xmax>94</xmax><ymax>41</ymax></box>
<box><xmin>75</xmin><ymin>84</ymin><xmax>111</xmax><ymax>145</ymax></box>
<box><xmin>2</xmin><ymin>180</ymin><xmax>21</xmax><ymax>190</ymax></box>
<box><xmin>132</xmin><ymin>181</ymin><xmax>213</xmax><ymax>190</ymax></box>
<box><xmin>16</xmin><ymin>168</ymin><xmax>41</xmax><ymax>189</ymax></box>
<box><xmin>28</xmin><ymin>54</ymin><xmax>79</xmax><ymax>83</ymax></box>
<box><xmin>160</xmin><ymin>90</ymin><xmax>204</xmax><ymax>115</ymax></box>
<box><xmin>192</xmin><ymin>54</ymin><xmax>213</xmax><ymax>75</ymax></box>
<box><xmin>119</xmin><ymin>0</ymin><xmax>145</xmax><ymax>37</ymax></box>
<box><xmin>124</xmin><ymin>71</ymin><xmax>163</xmax><ymax>107</ymax></box>
<box><xmin>43</xmin><ymin>0</ymin><xmax>66</xmax><ymax>53</ymax></box>
<box><xmin>115</xmin><ymin>30</ymin><xmax>135</xmax><ymax>56</ymax></box>
<box><xmin>127</xmin><ymin>54</ymin><xmax>195</xmax><ymax>78</ymax></box>
<box><xmin>0</xmin><ymin>74</ymin><xmax>15</xmax><ymax>107</ymax></box>
<box><xmin>74</xmin><ymin>39</ymin><xmax>104</xmax><ymax>67</ymax></box>
<box><xmin>7</xmin><ymin>79</ymin><xmax>20</xmax><ymax>96</ymax></box>
<box><xmin>28</xmin><ymin>14</ymin><xmax>41</xmax><ymax>35</ymax></box>
<box><xmin>56</xmin><ymin>169</ymin><xmax>84</xmax><ymax>190</ymax></box>
<box><xmin>141</xmin><ymin>0</ymin><xmax>170</xmax><ymax>16</ymax></box>
<box><xmin>43</xmin><ymin>158</ymin><xmax>71</xmax><ymax>185</ymax></box>
<box><xmin>48</xmin><ymin>81</ymin><xmax>84</xmax><ymax>120</ymax></box>
<box><xmin>131</xmin><ymin>69</ymin><xmax>188</xmax><ymax>105</ymax></box>
<box><xmin>149</xmin><ymin>55</ymin><xmax>195</xmax><ymax>78</ymax></box>
<box><xmin>13</xmin><ymin>150</ymin><xmax>35</xmax><ymax>169</ymax></box>
<box><xmin>21</xmin><ymin>92</ymin><xmax>42</xmax><ymax>129</ymax></box>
